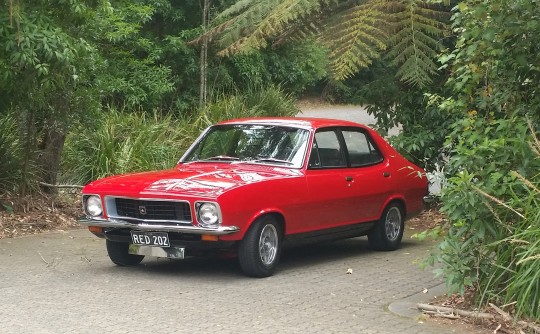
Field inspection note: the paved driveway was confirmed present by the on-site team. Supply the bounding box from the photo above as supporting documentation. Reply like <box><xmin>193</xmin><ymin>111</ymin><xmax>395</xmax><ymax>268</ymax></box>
<box><xmin>0</xmin><ymin>228</ymin><xmax>469</xmax><ymax>334</ymax></box>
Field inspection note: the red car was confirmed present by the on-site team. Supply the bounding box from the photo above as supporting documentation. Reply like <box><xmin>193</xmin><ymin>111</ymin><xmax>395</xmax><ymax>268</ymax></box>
<box><xmin>80</xmin><ymin>118</ymin><xmax>428</xmax><ymax>277</ymax></box>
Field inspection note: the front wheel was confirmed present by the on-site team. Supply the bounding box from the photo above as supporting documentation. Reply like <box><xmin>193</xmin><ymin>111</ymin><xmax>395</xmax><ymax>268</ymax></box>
<box><xmin>368</xmin><ymin>203</ymin><xmax>404</xmax><ymax>251</ymax></box>
<box><xmin>238</xmin><ymin>217</ymin><xmax>282</xmax><ymax>278</ymax></box>
<box><xmin>106</xmin><ymin>240</ymin><xmax>144</xmax><ymax>266</ymax></box>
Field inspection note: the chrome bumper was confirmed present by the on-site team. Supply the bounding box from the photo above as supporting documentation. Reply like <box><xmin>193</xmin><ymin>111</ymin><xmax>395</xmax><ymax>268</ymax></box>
<box><xmin>423</xmin><ymin>195</ymin><xmax>437</xmax><ymax>204</ymax></box>
<box><xmin>79</xmin><ymin>218</ymin><xmax>240</xmax><ymax>236</ymax></box>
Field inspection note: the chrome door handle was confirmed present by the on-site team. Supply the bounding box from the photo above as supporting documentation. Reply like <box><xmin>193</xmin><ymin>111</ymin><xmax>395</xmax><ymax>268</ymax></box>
<box><xmin>345</xmin><ymin>176</ymin><xmax>353</xmax><ymax>182</ymax></box>
<box><xmin>383</xmin><ymin>172</ymin><xmax>390</xmax><ymax>177</ymax></box>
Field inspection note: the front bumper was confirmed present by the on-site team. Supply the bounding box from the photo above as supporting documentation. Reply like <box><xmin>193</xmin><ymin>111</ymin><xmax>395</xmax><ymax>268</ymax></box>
<box><xmin>79</xmin><ymin>217</ymin><xmax>240</xmax><ymax>235</ymax></box>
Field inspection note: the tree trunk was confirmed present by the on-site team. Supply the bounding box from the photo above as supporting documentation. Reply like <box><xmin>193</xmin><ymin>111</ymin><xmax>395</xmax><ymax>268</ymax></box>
<box><xmin>199</xmin><ymin>0</ymin><xmax>210</xmax><ymax>108</ymax></box>
<box><xmin>38</xmin><ymin>124</ymin><xmax>66</xmax><ymax>194</ymax></box>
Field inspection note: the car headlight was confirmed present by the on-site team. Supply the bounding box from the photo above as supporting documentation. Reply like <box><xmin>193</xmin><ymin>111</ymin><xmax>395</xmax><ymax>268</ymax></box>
<box><xmin>85</xmin><ymin>195</ymin><xmax>103</xmax><ymax>217</ymax></box>
<box><xmin>196</xmin><ymin>202</ymin><xmax>221</xmax><ymax>228</ymax></box>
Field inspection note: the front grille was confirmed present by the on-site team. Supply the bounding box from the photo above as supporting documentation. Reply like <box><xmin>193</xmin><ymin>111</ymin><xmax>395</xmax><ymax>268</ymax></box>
<box><xmin>113</xmin><ymin>198</ymin><xmax>192</xmax><ymax>222</ymax></box>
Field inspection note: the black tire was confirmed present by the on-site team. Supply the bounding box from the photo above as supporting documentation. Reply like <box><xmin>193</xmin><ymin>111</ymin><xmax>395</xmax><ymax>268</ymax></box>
<box><xmin>368</xmin><ymin>203</ymin><xmax>405</xmax><ymax>251</ymax></box>
<box><xmin>106</xmin><ymin>240</ymin><xmax>144</xmax><ymax>266</ymax></box>
<box><xmin>238</xmin><ymin>216</ymin><xmax>282</xmax><ymax>278</ymax></box>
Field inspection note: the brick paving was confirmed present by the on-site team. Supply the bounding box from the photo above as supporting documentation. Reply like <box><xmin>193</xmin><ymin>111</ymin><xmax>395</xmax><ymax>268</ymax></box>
<box><xmin>0</xmin><ymin>228</ymin><xmax>471</xmax><ymax>334</ymax></box>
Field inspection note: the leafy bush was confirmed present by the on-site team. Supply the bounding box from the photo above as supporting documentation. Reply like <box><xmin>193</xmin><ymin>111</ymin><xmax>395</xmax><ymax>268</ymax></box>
<box><xmin>191</xmin><ymin>85</ymin><xmax>298</xmax><ymax>130</ymax></box>
<box><xmin>436</xmin><ymin>119</ymin><xmax>540</xmax><ymax>320</ymax></box>
<box><xmin>426</xmin><ymin>0</ymin><xmax>540</xmax><ymax>322</ymax></box>
<box><xmin>222</xmin><ymin>41</ymin><xmax>328</xmax><ymax>96</ymax></box>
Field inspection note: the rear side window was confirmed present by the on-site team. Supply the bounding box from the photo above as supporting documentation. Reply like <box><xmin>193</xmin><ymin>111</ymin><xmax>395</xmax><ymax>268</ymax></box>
<box><xmin>342</xmin><ymin>130</ymin><xmax>383</xmax><ymax>167</ymax></box>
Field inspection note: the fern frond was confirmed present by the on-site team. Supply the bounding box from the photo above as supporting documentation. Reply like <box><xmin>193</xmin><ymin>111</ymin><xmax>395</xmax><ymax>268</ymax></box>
<box><xmin>217</xmin><ymin>0</ymin><xmax>337</xmax><ymax>56</ymax></box>
<box><xmin>386</xmin><ymin>0</ymin><xmax>449</xmax><ymax>86</ymax></box>
<box><xmin>195</xmin><ymin>0</ymin><xmax>450</xmax><ymax>85</ymax></box>
<box><xmin>271</xmin><ymin>0</ymin><xmax>344</xmax><ymax>47</ymax></box>
<box><xmin>215</xmin><ymin>0</ymin><xmax>261</xmax><ymax>20</ymax></box>
<box><xmin>321</xmin><ymin>1</ymin><xmax>390</xmax><ymax>79</ymax></box>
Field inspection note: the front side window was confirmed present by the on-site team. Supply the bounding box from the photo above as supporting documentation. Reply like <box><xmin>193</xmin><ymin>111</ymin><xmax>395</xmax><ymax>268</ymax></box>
<box><xmin>309</xmin><ymin>130</ymin><xmax>346</xmax><ymax>168</ymax></box>
<box><xmin>182</xmin><ymin>124</ymin><xmax>310</xmax><ymax>168</ymax></box>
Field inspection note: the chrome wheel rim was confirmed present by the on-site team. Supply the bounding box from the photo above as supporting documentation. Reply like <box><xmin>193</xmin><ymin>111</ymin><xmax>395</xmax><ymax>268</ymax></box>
<box><xmin>259</xmin><ymin>224</ymin><xmax>278</xmax><ymax>265</ymax></box>
<box><xmin>385</xmin><ymin>207</ymin><xmax>402</xmax><ymax>241</ymax></box>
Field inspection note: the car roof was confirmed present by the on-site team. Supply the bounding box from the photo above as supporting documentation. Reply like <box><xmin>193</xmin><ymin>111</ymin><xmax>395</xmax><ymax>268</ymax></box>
<box><xmin>217</xmin><ymin>117</ymin><xmax>369</xmax><ymax>130</ymax></box>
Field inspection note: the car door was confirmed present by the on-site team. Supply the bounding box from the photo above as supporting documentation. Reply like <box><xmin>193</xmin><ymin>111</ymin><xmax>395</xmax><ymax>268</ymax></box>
<box><xmin>340</xmin><ymin>128</ymin><xmax>391</xmax><ymax>221</ymax></box>
<box><xmin>304</xmin><ymin>129</ymin><xmax>358</xmax><ymax>231</ymax></box>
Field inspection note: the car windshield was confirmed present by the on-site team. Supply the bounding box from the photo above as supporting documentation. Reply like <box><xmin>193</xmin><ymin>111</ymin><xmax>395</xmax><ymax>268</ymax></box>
<box><xmin>182</xmin><ymin>124</ymin><xmax>310</xmax><ymax>168</ymax></box>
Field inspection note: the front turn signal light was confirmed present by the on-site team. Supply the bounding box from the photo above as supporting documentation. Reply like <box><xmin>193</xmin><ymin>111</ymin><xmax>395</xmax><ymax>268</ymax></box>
<box><xmin>88</xmin><ymin>226</ymin><xmax>103</xmax><ymax>234</ymax></box>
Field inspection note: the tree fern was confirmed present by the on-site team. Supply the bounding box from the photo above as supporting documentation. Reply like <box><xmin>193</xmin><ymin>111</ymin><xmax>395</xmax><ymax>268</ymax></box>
<box><xmin>216</xmin><ymin>0</ymin><xmax>335</xmax><ymax>56</ymax></box>
<box><xmin>195</xmin><ymin>0</ymin><xmax>450</xmax><ymax>86</ymax></box>
<box><xmin>386</xmin><ymin>0</ymin><xmax>448</xmax><ymax>86</ymax></box>
<box><xmin>321</xmin><ymin>1</ymin><xmax>390</xmax><ymax>80</ymax></box>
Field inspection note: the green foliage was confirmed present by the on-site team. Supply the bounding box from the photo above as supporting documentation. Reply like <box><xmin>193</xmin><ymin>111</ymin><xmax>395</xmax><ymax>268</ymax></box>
<box><xmin>199</xmin><ymin>0</ymin><xmax>451</xmax><ymax>87</ymax></box>
<box><xmin>62</xmin><ymin>86</ymin><xmax>298</xmax><ymax>184</ymax></box>
<box><xmin>222</xmin><ymin>41</ymin><xmax>328</xmax><ymax>95</ymax></box>
<box><xmin>387</xmin><ymin>1</ymin><xmax>448</xmax><ymax>86</ymax></box>
<box><xmin>191</xmin><ymin>85</ymin><xmax>298</xmax><ymax>133</ymax></box>
<box><xmin>369</xmin><ymin>88</ymin><xmax>457</xmax><ymax>170</ymax></box>
<box><xmin>89</xmin><ymin>1</ymin><xmax>176</xmax><ymax>109</ymax></box>
<box><xmin>0</xmin><ymin>113</ymin><xmax>27</xmax><ymax>192</ymax></box>
<box><xmin>0</xmin><ymin>0</ymin><xmax>102</xmax><ymax>189</ymax></box>
<box><xmin>322</xmin><ymin>1</ymin><xmax>388</xmax><ymax>79</ymax></box>
<box><xmin>437</xmin><ymin>120</ymin><xmax>540</xmax><ymax>319</ymax></box>
<box><xmin>428</xmin><ymin>0</ymin><xmax>540</xmax><ymax>321</ymax></box>
<box><xmin>61</xmin><ymin>108</ymin><xmax>186</xmax><ymax>184</ymax></box>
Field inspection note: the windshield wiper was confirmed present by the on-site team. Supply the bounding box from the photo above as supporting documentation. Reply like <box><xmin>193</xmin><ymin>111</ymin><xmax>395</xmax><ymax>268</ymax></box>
<box><xmin>250</xmin><ymin>158</ymin><xmax>294</xmax><ymax>165</ymax></box>
<box><xmin>201</xmin><ymin>155</ymin><xmax>240</xmax><ymax>162</ymax></box>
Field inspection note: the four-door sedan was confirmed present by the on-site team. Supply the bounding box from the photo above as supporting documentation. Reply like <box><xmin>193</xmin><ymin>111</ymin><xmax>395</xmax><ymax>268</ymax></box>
<box><xmin>80</xmin><ymin>118</ymin><xmax>428</xmax><ymax>277</ymax></box>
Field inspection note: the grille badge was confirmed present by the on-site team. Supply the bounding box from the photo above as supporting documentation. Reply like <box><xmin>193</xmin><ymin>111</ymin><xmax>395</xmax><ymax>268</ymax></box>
<box><xmin>138</xmin><ymin>206</ymin><xmax>147</xmax><ymax>215</ymax></box>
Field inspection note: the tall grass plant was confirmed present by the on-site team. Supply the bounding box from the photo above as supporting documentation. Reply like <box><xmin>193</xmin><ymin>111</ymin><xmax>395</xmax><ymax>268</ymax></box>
<box><xmin>61</xmin><ymin>109</ymin><xmax>186</xmax><ymax>184</ymax></box>
<box><xmin>61</xmin><ymin>86</ymin><xmax>298</xmax><ymax>185</ymax></box>
<box><xmin>0</xmin><ymin>113</ymin><xmax>33</xmax><ymax>193</ymax></box>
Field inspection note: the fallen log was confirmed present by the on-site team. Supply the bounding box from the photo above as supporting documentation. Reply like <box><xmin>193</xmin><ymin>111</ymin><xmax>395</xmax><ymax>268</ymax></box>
<box><xmin>418</xmin><ymin>303</ymin><xmax>540</xmax><ymax>333</ymax></box>
<box><xmin>38</xmin><ymin>182</ymin><xmax>83</xmax><ymax>189</ymax></box>
<box><xmin>417</xmin><ymin>303</ymin><xmax>494</xmax><ymax>319</ymax></box>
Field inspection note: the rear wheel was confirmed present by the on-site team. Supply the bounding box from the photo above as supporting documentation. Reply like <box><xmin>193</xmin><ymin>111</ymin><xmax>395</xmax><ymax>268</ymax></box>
<box><xmin>368</xmin><ymin>203</ymin><xmax>404</xmax><ymax>251</ymax></box>
<box><xmin>238</xmin><ymin>216</ymin><xmax>282</xmax><ymax>277</ymax></box>
<box><xmin>106</xmin><ymin>240</ymin><xmax>144</xmax><ymax>266</ymax></box>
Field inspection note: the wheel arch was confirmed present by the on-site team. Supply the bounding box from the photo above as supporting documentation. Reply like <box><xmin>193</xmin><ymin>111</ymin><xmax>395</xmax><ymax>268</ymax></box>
<box><xmin>381</xmin><ymin>197</ymin><xmax>407</xmax><ymax>220</ymax></box>
<box><xmin>246</xmin><ymin>210</ymin><xmax>286</xmax><ymax>237</ymax></box>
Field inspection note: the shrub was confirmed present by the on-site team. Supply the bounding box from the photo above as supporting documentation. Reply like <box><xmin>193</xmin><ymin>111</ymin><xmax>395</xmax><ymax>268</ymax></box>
<box><xmin>434</xmin><ymin>118</ymin><xmax>540</xmax><ymax>320</ymax></box>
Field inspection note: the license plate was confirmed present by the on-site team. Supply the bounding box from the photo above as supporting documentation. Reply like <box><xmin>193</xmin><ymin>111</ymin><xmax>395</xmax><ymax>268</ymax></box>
<box><xmin>131</xmin><ymin>231</ymin><xmax>170</xmax><ymax>247</ymax></box>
